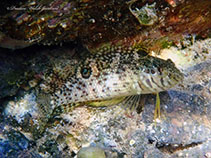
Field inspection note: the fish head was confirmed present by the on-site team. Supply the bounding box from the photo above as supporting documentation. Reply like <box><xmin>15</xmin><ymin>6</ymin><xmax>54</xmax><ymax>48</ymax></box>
<box><xmin>137</xmin><ymin>56</ymin><xmax>184</xmax><ymax>93</ymax></box>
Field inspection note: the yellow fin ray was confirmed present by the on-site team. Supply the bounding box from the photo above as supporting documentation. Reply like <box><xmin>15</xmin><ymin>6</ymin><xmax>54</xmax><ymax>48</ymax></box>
<box><xmin>121</xmin><ymin>95</ymin><xmax>144</xmax><ymax>113</ymax></box>
<box><xmin>86</xmin><ymin>97</ymin><xmax>126</xmax><ymax>107</ymax></box>
<box><xmin>154</xmin><ymin>92</ymin><xmax>161</xmax><ymax>121</ymax></box>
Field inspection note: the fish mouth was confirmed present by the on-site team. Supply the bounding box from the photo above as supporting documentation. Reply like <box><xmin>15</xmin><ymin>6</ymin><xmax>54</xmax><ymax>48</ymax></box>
<box><xmin>162</xmin><ymin>73</ymin><xmax>183</xmax><ymax>91</ymax></box>
<box><xmin>171</xmin><ymin>71</ymin><xmax>184</xmax><ymax>83</ymax></box>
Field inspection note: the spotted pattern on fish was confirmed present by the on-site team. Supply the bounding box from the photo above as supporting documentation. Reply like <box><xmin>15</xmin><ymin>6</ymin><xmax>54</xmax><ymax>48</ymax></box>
<box><xmin>42</xmin><ymin>46</ymin><xmax>184</xmax><ymax>107</ymax></box>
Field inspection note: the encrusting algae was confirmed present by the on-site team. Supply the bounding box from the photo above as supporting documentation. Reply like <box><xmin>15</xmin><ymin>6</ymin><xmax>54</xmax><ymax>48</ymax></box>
<box><xmin>41</xmin><ymin>46</ymin><xmax>183</xmax><ymax>119</ymax></box>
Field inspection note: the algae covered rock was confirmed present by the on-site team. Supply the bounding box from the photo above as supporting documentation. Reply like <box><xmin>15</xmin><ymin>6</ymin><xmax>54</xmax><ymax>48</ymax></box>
<box><xmin>0</xmin><ymin>0</ymin><xmax>210</xmax><ymax>51</ymax></box>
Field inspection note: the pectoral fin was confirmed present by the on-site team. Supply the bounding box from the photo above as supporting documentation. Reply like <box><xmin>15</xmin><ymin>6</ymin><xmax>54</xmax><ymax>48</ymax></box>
<box><xmin>121</xmin><ymin>95</ymin><xmax>144</xmax><ymax>112</ymax></box>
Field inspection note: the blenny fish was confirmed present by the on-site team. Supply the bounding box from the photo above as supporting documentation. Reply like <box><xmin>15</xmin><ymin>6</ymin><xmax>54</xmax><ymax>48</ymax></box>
<box><xmin>41</xmin><ymin>46</ymin><xmax>183</xmax><ymax>119</ymax></box>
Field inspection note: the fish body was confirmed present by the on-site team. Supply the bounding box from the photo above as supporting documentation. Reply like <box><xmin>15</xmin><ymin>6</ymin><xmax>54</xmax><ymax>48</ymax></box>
<box><xmin>43</xmin><ymin>47</ymin><xmax>183</xmax><ymax>107</ymax></box>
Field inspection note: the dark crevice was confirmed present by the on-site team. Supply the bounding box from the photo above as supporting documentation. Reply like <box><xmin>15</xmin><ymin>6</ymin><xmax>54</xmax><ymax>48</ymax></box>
<box><xmin>157</xmin><ymin>141</ymin><xmax>203</xmax><ymax>154</ymax></box>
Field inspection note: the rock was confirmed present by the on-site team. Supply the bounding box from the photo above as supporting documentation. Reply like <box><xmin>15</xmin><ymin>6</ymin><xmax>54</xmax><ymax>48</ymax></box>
<box><xmin>77</xmin><ymin>146</ymin><xmax>106</xmax><ymax>158</ymax></box>
<box><xmin>0</xmin><ymin>118</ymin><xmax>41</xmax><ymax>158</ymax></box>
<box><xmin>0</xmin><ymin>0</ymin><xmax>210</xmax><ymax>51</ymax></box>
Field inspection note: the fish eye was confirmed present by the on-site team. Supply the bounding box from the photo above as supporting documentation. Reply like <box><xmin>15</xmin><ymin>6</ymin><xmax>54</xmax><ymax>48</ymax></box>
<box><xmin>81</xmin><ymin>67</ymin><xmax>92</xmax><ymax>79</ymax></box>
<box><xmin>151</xmin><ymin>69</ymin><xmax>155</xmax><ymax>74</ymax></box>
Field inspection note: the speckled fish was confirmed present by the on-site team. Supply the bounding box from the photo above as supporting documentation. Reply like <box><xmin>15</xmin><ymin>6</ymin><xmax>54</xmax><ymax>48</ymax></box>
<box><xmin>42</xmin><ymin>46</ymin><xmax>183</xmax><ymax>114</ymax></box>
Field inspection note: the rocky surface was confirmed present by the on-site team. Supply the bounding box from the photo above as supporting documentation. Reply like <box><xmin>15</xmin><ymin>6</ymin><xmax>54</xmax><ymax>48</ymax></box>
<box><xmin>0</xmin><ymin>0</ymin><xmax>210</xmax><ymax>51</ymax></box>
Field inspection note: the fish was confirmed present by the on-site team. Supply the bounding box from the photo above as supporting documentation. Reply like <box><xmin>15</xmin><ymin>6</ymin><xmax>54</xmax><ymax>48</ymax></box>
<box><xmin>41</xmin><ymin>46</ymin><xmax>184</xmax><ymax>117</ymax></box>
